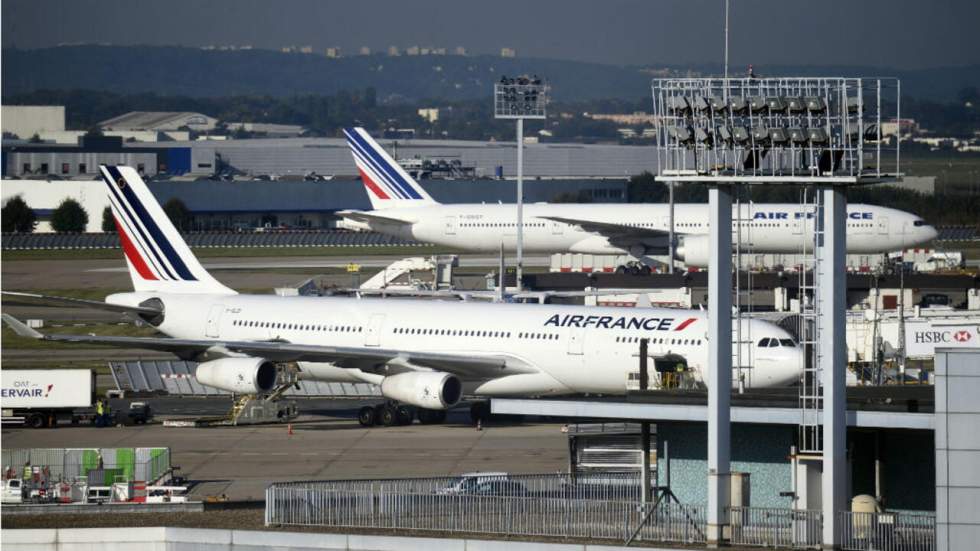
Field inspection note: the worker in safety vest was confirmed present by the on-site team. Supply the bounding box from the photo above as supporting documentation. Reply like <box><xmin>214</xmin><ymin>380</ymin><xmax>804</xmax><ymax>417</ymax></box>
<box><xmin>22</xmin><ymin>462</ymin><xmax>31</xmax><ymax>481</ymax></box>
<box><xmin>95</xmin><ymin>399</ymin><xmax>105</xmax><ymax>427</ymax></box>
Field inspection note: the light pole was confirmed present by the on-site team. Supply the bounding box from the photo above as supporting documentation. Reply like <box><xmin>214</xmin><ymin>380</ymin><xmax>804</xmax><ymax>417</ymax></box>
<box><xmin>494</xmin><ymin>76</ymin><xmax>548</xmax><ymax>292</ymax></box>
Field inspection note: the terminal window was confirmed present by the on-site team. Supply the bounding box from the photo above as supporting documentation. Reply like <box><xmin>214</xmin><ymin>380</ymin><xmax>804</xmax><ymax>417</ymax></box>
<box><xmin>21</xmin><ymin>163</ymin><xmax>30</xmax><ymax>173</ymax></box>
<box><xmin>39</xmin><ymin>163</ymin><xmax>49</xmax><ymax>174</ymax></box>
<box><xmin>79</xmin><ymin>163</ymin><xmax>87</xmax><ymax>174</ymax></box>
<box><xmin>61</xmin><ymin>163</ymin><xmax>70</xmax><ymax>175</ymax></box>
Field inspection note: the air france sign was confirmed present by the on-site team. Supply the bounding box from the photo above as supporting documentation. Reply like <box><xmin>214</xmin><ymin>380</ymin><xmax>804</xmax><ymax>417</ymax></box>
<box><xmin>545</xmin><ymin>314</ymin><xmax>697</xmax><ymax>331</ymax></box>
<box><xmin>747</xmin><ymin>211</ymin><xmax>873</xmax><ymax>220</ymax></box>
<box><xmin>906</xmin><ymin>323</ymin><xmax>979</xmax><ymax>357</ymax></box>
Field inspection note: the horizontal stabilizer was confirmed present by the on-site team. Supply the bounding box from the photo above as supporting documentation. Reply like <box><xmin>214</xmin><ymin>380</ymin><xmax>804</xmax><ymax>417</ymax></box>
<box><xmin>2</xmin><ymin>291</ymin><xmax>162</xmax><ymax>315</ymax></box>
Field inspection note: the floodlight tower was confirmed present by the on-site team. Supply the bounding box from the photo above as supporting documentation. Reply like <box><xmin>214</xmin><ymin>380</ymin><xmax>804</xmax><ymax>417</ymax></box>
<box><xmin>651</xmin><ymin>77</ymin><xmax>901</xmax><ymax>547</ymax></box>
<box><xmin>494</xmin><ymin>76</ymin><xmax>548</xmax><ymax>292</ymax></box>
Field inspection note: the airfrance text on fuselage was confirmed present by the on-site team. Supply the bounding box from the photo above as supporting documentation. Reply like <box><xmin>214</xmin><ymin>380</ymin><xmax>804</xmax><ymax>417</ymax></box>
<box><xmin>544</xmin><ymin>314</ymin><xmax>696</xmax><ymax>331</ymax></box>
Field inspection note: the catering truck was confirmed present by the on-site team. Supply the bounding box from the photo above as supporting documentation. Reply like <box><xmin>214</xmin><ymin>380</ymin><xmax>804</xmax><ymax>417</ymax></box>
<box><xmin>1</xmin><ymin>370</ymin><xmax>96</xmax><ymax>428</ymax></box>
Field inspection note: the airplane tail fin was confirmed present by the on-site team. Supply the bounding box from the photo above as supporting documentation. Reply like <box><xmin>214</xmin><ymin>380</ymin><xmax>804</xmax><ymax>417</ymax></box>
<box><xmin>343</xmin><ymin>127</ymin><xmax>437</xmax><ymax>210</ymax></box>
<box><xmin>98</xmin><ymin>165</ymin><xmax>236</xmax><ymax>295</ymax></box>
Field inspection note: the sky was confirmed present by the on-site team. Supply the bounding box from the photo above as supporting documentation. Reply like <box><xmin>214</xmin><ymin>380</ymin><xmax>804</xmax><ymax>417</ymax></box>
<box><xmin>3</xmin><ymin>0</ymin><xmax>979</xmax><ymax>69</ymax></box>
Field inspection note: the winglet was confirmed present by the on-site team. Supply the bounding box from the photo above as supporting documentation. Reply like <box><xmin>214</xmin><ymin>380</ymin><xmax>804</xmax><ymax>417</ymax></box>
<box><xmin>1</xmin><ymin>314</ymin><xmax>44</xmax><ymax>339</ymax></box>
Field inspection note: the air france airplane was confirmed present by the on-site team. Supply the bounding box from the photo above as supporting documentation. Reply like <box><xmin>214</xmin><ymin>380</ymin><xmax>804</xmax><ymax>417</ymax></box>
<box><xmin>338</xmin><ymin>128</ymin><xmax>938</xmax><ymax>269</ymax></box>
<box><xmin>2</xmin><ymin>165</ymin><xmax>803</xmax><ymax>427</ymax></box>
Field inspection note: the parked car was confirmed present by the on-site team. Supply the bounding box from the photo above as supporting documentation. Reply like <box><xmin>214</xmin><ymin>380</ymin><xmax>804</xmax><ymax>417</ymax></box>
<box><xmin>469</xmin><ymin>479</ymin><xmax>528</xmax><ymax>497</ymax></box>
<box><xmin>435</xmin><ymin>472</ymin><xmax>508</xmax><ymax>495</ymax></box>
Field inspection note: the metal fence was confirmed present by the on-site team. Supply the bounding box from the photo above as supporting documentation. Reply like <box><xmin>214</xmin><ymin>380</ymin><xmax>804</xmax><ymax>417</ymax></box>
<box><xmin>2</xmin><ymin>447</ymin><xmax>171</xmax><ymax>484</ymax></box>
<box><xmin>729</xmin><ymin>507</ymin><xmax>823</xmax><ymax>549</ymax></box>
<box><xmin>266</xmin><ymin>473</ymin><xmax>706</xmax><ymax>545</ymax></box>
<box><xmin>840</xmin><ymin>511</ymin><xmax>935</xmax><ymax>551</ymax></box>
<box><xmin>1</xmin><ymin>230</ymin><xmax>423</xmax><ymax>250</ymax></box>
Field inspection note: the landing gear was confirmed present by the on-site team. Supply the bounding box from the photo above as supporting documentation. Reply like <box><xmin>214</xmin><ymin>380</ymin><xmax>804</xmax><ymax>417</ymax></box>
<box><xmin>358</xmin><ymin>402</ymin><xmax>443</xmax><ymax>427</ymax></box>
<box><xmin>616</xmin><ymin>261</ymin><xmax>652</xmax><ymax>275</ymax></box>
<box><xmin>358</xmin><ymin>406</ymin><xmax>376</xmax><ymax>426</ymax></box>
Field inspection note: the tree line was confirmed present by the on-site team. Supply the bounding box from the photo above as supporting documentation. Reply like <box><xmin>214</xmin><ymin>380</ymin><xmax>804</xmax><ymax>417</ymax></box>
<box><xmin>1</xmin><ymin>196</ymin><xmax>192</xmax><ymax>234</ymax></box>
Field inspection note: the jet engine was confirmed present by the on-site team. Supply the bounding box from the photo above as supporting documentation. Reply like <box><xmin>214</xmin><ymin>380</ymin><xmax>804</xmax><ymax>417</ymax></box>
<box><xmin>675</xmin><ymin>234</ymin><xmax>711</xmax><ymax>268</ymax></box>
<box><xmin>195</xmin><ymin>358</ymin><xmax>277</xmax><ymax>394</ymax></box>
<box><xmin>380</xmin><ymin>371</ymin><xmax>462</xmax><ymax>410</ymax></box>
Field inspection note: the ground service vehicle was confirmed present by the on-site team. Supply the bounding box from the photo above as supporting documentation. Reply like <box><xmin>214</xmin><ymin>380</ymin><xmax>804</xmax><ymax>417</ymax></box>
<box><xmin>1</xmin><ymin>369</ymin><xmax>96</xmax><ymax>428</ymax></box>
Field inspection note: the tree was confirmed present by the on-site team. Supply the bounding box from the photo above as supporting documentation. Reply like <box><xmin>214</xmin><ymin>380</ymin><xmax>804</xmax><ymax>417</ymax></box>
<box><xmin>51</xmin><ymin>198</ymin><xmax>89</xmax><ymax>233</ymax></box>
<box><xmin>101</xmin><ymin>206</ymin><xmax>116</xmax><ymax>232</ymax></box>
<box><xmin>163</xmin><ymin>198</ymin><xmax>192</xmax><ymax>231</ymax></box>
<box><xmin>1</xmin><ymin>196</ymin><xmax>37</xmax><ymax>233</ymax></box>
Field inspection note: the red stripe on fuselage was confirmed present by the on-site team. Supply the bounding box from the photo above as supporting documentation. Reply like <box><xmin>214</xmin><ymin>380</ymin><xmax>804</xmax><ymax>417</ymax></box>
<box><xmin>114</xmin><ymin>216</ymin><xmax>157</xmax><ymax>280</ymax></box>
<box><xmin>674</xmin><ymin>318</ymin><xmax>697</xmax><ymax>331</ymax></box>
<box><xmin>357</xmin><ymin>167</ymin><xmax>390</xmax><ymax>199</ymax></box>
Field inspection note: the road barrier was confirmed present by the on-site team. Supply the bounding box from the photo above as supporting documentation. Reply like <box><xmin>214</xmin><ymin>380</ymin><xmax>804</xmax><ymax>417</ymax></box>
<box><xmin>839</xmin><ymin>510</ymin><xmax>935</xmax><ymax>551</ymax></box>
<box><xmin>265</xmin><ymin>473</ymin><xmax>707</xmax><ymax>545</ymax></box>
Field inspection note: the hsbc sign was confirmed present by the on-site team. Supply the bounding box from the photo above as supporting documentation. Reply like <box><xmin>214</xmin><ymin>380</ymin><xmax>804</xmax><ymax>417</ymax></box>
<box><xmin>906</xmin><ymin>323</ymin><xmax>980</xmax><ymax>357</ymax></box>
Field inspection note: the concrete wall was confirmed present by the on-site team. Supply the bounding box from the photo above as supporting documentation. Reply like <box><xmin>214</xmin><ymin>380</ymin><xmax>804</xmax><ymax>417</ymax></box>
<box><xmin>935</xmin><ymin>348</ymin><xmax>980</xmax><ymax>551</ymax></box>
<box><xmin>656</xmin><ymin>423</ymin><xmax>796</xmax><ymax>508</ymax></box>
<box><xmin>2</xmin><ymin>527</ymin><xmax>682</xmax><ymax>551</ymax></box>
<box><xmin>2</xmin><ymin>106</ymin><xmax>65</xmax><ymax>138</ymax></box>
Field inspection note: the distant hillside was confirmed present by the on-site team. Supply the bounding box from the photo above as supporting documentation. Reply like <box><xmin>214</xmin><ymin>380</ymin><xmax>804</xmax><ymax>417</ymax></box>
<box><xmin>1</xmin><ymin>45</ymin><xmax>652</xmax><ymax>102</ymax></box>
<box><xmin>3</xmin><ymin>45</ymin><xmax>978</xmax><ymax>102</ymax></box>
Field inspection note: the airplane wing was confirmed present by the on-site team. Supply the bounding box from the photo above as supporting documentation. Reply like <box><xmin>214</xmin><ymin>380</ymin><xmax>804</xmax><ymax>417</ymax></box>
<box><xmin>1</xmin><ymin>291</ymin><xmax>163</xmax><ymax>316</ymax></box>
<box><xmin>2</xmin><ymin>314</ymin><xmax>534</xmax><ymax>381</ymax></box>
<box><xmin>336</xmin><ymin>210</ymin><xmax>413</xmax><ymax>226</ymax></box>
<box><xmin>540</xmin><ymin>216</ymin><xmax>671</xmax><ymax>250</ymax></box>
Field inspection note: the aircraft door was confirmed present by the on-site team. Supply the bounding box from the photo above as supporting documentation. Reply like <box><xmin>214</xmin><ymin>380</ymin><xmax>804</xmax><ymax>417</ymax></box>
<box><xmin>365</xmin><ymin>313</ymin><xmax>385</xmax><ymax>347</ymax></box>
<box><xmin>444</xmin><ymin>216</ymin><xmax>457</xmax><ymax>235</ymax></box>
<box><xmin>551</xmin><ymin>220</ymin><xmax>564</xmax><ymax>235</ymax></box>
<box><xmin>877</xmin><ymin>216</ymin><xmax>889</xmax><ymax>235</ymax></box>
<box><xmin>205</xmin><ymin>304</ymin><xmax>224</xmax><ymax>338</ymax></box>
<box><xmin>567</xmin><ymin>326</ymin><xmax>585</xmax><ymax>355</ymax></box>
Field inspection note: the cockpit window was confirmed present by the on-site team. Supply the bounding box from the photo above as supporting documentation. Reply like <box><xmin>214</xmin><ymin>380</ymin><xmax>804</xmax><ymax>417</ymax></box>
<box><xmin>779</xmin><ymin>339</ymin><xmax>796</xmax><ymax>347</ymax></box>
<box><xmin>768</xmin><ymin>339</ymin><xmax>780</xmax><ymax>347</ymax></box>
<box><xmin>758</xmin><ymin>338</ymin><xmax>771</xmax><ymax>347</ymax></box>
<box><xmin>913</xmin><ymin>220</ymin><xmax>927</xmax><ymax>227</ymax></box>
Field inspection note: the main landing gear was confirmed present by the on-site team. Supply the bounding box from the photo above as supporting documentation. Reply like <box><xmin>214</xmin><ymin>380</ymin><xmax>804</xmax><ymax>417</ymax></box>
<box><xmin>615</xmin><ymin>261</ymin><xmax>652</xmax><ymax>275</ymax></box>
<box><xmin>357</xmin><ymin>401</ymin><xmax>448</xmax><ymax>427</ymax></box>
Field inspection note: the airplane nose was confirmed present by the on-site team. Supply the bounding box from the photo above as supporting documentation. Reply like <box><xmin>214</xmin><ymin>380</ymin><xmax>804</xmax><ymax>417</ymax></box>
<box><xmin>925</xmin><ymin>225</ymin><xmax>939</xmax><ymax>242</ymax></box>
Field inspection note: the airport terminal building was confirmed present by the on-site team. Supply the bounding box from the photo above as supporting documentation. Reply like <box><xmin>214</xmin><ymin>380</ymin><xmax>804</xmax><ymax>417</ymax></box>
<box><xmin>2</xmin><ymin>135</ymin><xmax>645</xmax><ymax>231</ymax></box>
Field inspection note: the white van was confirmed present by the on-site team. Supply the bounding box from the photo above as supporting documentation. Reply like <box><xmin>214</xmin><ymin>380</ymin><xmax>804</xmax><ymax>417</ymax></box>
<box><xmin>2</xmin><ymin>479</ymin><xmax>23</xmax><ymax>504</ymax></box>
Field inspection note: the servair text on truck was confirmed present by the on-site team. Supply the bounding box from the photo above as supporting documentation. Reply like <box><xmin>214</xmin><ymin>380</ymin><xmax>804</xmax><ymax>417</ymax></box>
<box><xmin>1</xmin><ymin>370</ymin><xmax>96</xmax><ymax>428</ymax></box>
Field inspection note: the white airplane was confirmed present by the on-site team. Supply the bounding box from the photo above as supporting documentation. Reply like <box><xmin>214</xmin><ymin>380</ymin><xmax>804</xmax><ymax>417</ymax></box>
<box><xmin>338</xmin><ymin>127</ymin><xmax>939</xmax><ymax>271</ymax></box>
<box><xmin>2</xmin><ymin>165</ymin><xmax>804</xmax><ymax>427</ymax></box>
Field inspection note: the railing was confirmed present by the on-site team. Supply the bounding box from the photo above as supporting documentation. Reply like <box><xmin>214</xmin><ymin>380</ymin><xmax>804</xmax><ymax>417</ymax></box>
<box><xmin>729</xmin><ymin>507</ymin><xmax>822</xmax><ymax>549</ymax></box>
<box><xmin>2</xmin><ymin>447</ymin><xmax>171</xmax><ymax>485</ymax></box>
<box><xmin>1</xmin><ymin>230</ymin><xmax>423</xmax><ymax>250</ymax></box>
<box><xmin>840</xmin><ymin>510</ymin><xmax>936</xmax><ymax>551</ymax></box>
<box><xmin>265</xmin><ymin>473</ymin><xmax>706</xmax><ymax>545</ymax></box>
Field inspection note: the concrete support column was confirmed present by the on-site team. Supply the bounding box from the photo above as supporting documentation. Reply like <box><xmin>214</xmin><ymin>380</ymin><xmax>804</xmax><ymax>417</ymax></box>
<box><xmin>818</xmin><ymin>186</ymin><xmax>847</xmax><ymax>549</ymax></box>
<box><xmin>707</xmin><ymin>185</ymin><xmax>732</xmax><ymax>546</ymax></box>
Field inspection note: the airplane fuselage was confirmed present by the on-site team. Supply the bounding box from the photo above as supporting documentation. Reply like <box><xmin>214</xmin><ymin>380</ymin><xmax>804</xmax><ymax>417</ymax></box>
<box><xmin>342</xmin><ymin>203</ymin><xmax>936</xmax><ymax>258</ymax></box>
<box><xmin>121</xmin><ymin>292</ymin><xmax>803</xmax><ymax>395</ymax></box>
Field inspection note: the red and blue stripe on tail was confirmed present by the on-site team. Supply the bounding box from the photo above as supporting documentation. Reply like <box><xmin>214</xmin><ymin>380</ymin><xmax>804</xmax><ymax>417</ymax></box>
<box><xmin>343</xmin><ymin>127</ymin><xmax>436</xmax><ymax>210</ymax></box>
<box><xmin>99</xmin><ymin>165</ymin><xmax>235</xmax><ymax>295</ymax></box>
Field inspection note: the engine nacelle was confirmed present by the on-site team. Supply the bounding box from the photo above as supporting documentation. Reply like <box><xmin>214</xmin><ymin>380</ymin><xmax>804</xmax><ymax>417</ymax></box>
<box><xmin>380</xmin><ymin>371</ymin><xmax>462</xmax><ymax>410</ymax></box>
<box><xmin>675</xmin><ymin>234</ymin><xmax>711</xmax><ymax>268</ymax></box>
<box><xmin>195</xmin><ymin>358</ymin><xmax>277</xmax><ymax>394</ymax></box>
